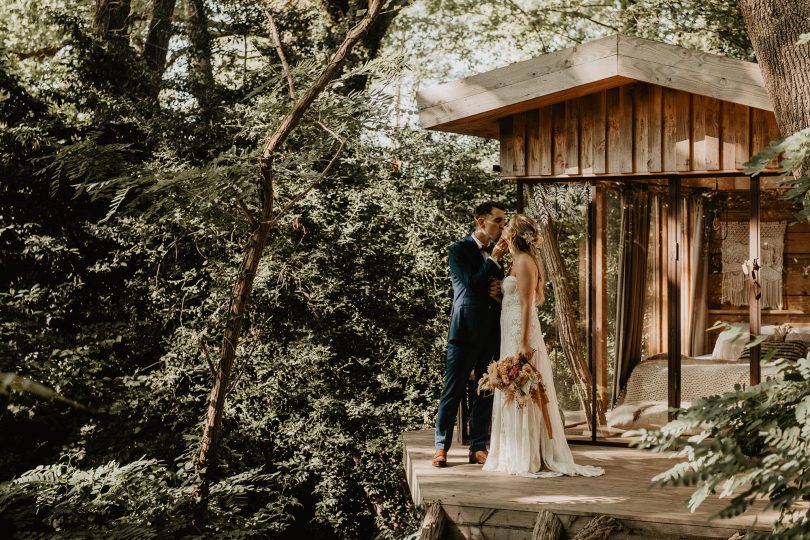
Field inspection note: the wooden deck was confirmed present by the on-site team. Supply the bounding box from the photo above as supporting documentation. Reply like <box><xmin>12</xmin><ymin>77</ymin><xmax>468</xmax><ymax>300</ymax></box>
<box><xmin>403</xmin><ymin>429</ymin><xmax>781</xmax><ymax>539</ymax></box>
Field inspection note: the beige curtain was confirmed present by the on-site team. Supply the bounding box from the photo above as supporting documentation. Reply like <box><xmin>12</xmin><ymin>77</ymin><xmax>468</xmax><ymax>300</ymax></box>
<box><xmin>613</xmin><ymin>189</ymin><xmax>652</xmax><ymax>402</ymax></box>
<box><xmin>642</xmin><ymin>194</ymin><xmax>665</xmax><ymax>356</ymax></box>
<box><xmin>681</xmin><ymin>196</ymin><xmax>709</xmax><ymax>356</ymax></box>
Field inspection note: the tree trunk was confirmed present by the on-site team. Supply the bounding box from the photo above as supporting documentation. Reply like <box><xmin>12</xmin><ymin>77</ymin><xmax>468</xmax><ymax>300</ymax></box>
<box><xmin>538</xmin><ymin>218</ymin><xmax>607</xmax><ymax>430</ymax></box>
<box><xmin>418</xmin><ymin>501</ymin><xmax>446</xmax><ymax>540</ymax></box>
<box><xmin>184</xmin><ymin>0</ymin><xmax>215</xmax><ymax>110</ymax></box>
<box><xmin>572</xmin><ymin>515</ymin><xmax>621</xmax><ymax>540</ymax></box>
<box><xmin>94</xmin><ymin>0</ymin><xmax>132</xmax><ymax>38</ymax></box>
<box><xmin>532</xmin><ymin>509</ymin><xmax>563</xmax><ymax>540</ymax></box>
<box><xmin>191</xmin><ymin>0</ymin><xmax>384</xmax><ymax>526</ymax></box>
<box><xmin>739</xmin><ymin>1</ymin><xmax>810</xmax><ymax>139</ymax></box>
<box><xmin>144</xmin><ymin>0</ymin><xmax>178</xmax><ymax>79</ymax></box>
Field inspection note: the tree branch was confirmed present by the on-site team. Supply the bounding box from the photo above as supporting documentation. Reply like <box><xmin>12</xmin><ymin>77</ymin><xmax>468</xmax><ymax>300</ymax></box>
<box><xmin>264</xmin><ymin>8</ymin><xmax>296</xmax><ymax>100</ymax></box>
<box><xmin>259</xmin><ymin>0</ymin><xmax>383</xmax><ymax>166</ymax></box>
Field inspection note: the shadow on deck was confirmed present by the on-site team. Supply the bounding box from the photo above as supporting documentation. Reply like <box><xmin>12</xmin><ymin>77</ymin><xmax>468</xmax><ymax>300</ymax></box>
<box><xmin>403</xmin><ymin>429</ymin><xmax>778</xmax><ymax>539</ymax></box>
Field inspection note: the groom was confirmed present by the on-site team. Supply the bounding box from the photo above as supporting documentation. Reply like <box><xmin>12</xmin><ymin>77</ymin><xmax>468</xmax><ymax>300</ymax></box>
<box><xmin>433</xmin><ymin>201</ymin><xmax>507</xmax><ymax>467</ymax></box>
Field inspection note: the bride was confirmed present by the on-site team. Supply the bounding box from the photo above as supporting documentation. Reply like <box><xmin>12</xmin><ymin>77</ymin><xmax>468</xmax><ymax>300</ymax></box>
<box><xmin>483</xmin><ymin>214</ymin><xmax>604</xmax><ymax>478</ymax></box>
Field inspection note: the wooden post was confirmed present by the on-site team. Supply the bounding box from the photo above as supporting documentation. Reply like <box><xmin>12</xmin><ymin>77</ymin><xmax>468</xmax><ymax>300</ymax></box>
<box><xmin>593</xmin><ymin>186</ymin><xmax>609</xmax><ymax>411</ymax></box>
<box><xmin>749</xmin><ymin>175</ymin><xmax>761</xmax><ymax>385</ymax></box>
<box><xmin>587</xmin><ymin>183</ymin><xmax>597</xmax><ymax>440</ymax></box>
<box><xmin>419</xmin><ymin>501</ymin><xmax>446</xmax><ymax>540</ymax></box>
<box><xmin>667</xmin><ymin>176</ymin><xmax>682</xmax><ymax>420</ymax></box>
<box><xmin>532</xmin><ymin>509</ymin><xmax>563</xmax><ymax>540</ymax></box>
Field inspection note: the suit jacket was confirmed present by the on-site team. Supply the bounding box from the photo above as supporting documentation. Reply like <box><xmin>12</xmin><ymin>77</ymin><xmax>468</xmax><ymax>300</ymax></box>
<box><xmin>447</xmin><ymin>235</ymin><xmax>504</xmax><ymax>346</ymax></box>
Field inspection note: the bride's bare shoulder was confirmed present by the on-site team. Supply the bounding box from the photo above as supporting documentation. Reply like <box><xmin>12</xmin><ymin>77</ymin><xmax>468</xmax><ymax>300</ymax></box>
<box><xmin>512</xmin><ymin>253</ymin><xmax>537</xmax><ymax>275</ymax></box>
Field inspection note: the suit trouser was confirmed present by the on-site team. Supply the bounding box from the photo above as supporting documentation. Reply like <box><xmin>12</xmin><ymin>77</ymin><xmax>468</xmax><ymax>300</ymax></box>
<box><xmin>435</xmin><ymin>340</ymin><xmax>495</xmax><ymax>451</ymax></box>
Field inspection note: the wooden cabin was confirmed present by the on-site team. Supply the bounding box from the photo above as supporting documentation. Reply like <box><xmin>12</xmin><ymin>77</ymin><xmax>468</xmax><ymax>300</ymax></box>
<box><xmin>418</xmin><ymin>34</ymin><xmax>810</xmax><ymax>443</ymax></box>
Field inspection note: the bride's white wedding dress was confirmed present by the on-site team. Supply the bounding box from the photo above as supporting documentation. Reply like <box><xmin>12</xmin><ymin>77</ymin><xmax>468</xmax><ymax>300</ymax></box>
<box><xmin>483</xmin><ymin>276</ymin><xmax>604</xmax><ymax>478</ymax></box>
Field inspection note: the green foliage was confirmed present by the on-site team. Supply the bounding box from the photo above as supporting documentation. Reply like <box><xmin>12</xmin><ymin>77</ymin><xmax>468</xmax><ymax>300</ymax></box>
<box><xmin>746</xmin><ymin>125</ymin><xmax>810</xmax><ymax>221</ymax></box>
<box><xmin>0</xmin><ymin>459</ymin><xmax>296</xmax><ymax>538</ymax></box>
<box><xmin>631</xmin><ymin>355</ymin><xmax>810</xmax><ymax>539</ymax></box>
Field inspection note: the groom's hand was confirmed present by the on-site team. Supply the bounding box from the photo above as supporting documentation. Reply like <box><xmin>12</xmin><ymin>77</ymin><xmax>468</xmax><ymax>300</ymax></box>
<box><xmin>489</xmin><ymin>278</ymin><xmax>502</xmax><ymax>304</ymax></box>
<box><xmin>491</xmin><ymin>238</ymin><xmax>507</xmax><ymax>260</ymax></box>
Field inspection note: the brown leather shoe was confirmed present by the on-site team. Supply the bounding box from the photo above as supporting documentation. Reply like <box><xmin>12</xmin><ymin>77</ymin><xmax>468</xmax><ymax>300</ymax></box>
<box><xmin>469</xmin><ymin>450</ymin><xmax>488</xmax><ymax>465</ymax></box>
<box><xmin>432</xmin><ymin>449</ymin><xmax>447</xmax><ymax>468</ymax></box>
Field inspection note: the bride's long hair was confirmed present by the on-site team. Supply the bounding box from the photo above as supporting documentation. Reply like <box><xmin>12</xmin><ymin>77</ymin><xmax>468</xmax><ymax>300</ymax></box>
<box><xmin>509</xmin><ymin>214</ymin><xmax>546</xmax><ymax>304</ymax></box>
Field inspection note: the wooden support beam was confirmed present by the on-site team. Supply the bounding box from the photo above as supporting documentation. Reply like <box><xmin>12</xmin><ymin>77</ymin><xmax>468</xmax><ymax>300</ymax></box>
<box><xmin>419</xmin><ymin>501</ymin><xmax>446</xmax><ymax>540</ymax></box>
<box><xmin>750</xmin><ymin>176</ymin><xmax>761</xmax><ymax>386</ymax></box>
<box><xmin>594</xmin><ymin>187</ymin><xmax>609</xmax><ymax>409</ymax></box>
<box><xmin>667</xmin><ymin>176</ymin><xmax>682</xmax><ymax>419</ymax></box>
<box><xmin>532</xmin><ymin>509</ymin><xmax>563</xmax><ymax>540</ymax></box>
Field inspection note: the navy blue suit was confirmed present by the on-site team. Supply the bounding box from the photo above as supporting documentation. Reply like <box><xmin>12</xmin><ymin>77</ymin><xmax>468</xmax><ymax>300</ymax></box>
<box><xmin>435</xmin><ymin>235</ymin><xmax>503</xmax><ymax>451</ymax></box>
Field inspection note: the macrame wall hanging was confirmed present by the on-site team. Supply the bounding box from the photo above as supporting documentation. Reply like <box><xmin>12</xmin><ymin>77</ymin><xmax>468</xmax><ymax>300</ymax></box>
<box><xmin>720</xmin><ymin>221</ymin><xmax>786</xmax><ymax>309</ymax></box>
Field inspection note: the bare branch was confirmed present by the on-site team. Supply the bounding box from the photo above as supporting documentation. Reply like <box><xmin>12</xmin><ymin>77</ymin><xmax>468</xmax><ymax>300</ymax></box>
<box><xmin>545</xmin><ymin>7</ymin><xmax>620</xmax><ymax>32</ymax></box>
<box><xmin>235</xmin><ymin>197</ymin><xmax>258</xmax><ymax>226</ymax></box>
<box><xmin>260</xmin><ymin>0</ymin><xmax>384</xmax><ymax>165</ymax></box>
<box><xmin>264</xmin><ymin>8</ymin><xmax>296</xmax><ymax>100</ymax></box>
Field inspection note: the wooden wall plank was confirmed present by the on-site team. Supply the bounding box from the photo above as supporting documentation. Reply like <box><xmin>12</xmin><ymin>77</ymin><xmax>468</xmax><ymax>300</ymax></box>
<box><xmin>565</xmin><ymin>101</ymin><xmax>579</xmax><ymax>174</ymax></box>
<box><xmin>705</xmin><ymin>97</ymin><xmax>720</xmax><ymax>170</ymax></box>
<box><xmin>634</xmin><ymin>83</ymin><xmax>649</xmax><ymax>173</ymax></box>
<box><xmin>720</xmin><ymin>101</ymin><xmax>735</xmax><ymax>170</ymax></box>
<box><xmin>606</xmin><ymin>88</ymin><xmax>620</xmax><ymax>173</ymax></box>
<box><xmin>526</xmin><ymin>109</ymin><xmax>541</xmax><ymax>176</ymax></box>
<box><xmin>692</xmin><ymin>94</ymin><xmax>706</xmax><ymax>170</ymax></box>
<box><xmin>661</xmin><ymin>88</ymin><xmax>691</xmax><ymax>171</ymax></box>
<box><xmin>606</xmin><ymin>87</ymin><xmax>633</xmax><ymax>173</ymax></box>
<box><xmin>580</xmin><ymin>96</ymin><xmax>594</xmax><ymax>174</ymax></box>
<box><xmin>648</xmin><ymin>85</ymin><xmax>662</xmax><ymax>172</ymax></box>
<box><xmin>552</xmin><ymin>102</ymin><xmax>567</xmax><ymax>175</ymax></box>
<box><xmin>735</xmin><ymin>104</ymin><xmax>751</xmax><ymax>169</ymax></box>
<box><xmin>539</xmin><ymin>106</ymin><xmax>553</xmax><ymax>175</ymax></box>
<box><xmin>512</xmin><ymin>112</ymin><xmax>526</xmax><ymax>176</ymax></box>
<box><xmin>499</xmin><ymin>116</ymin><xmax>514</xmax><ymax>176</ymax></box>
<box><xmin>593</xmin><ymin>91</ymin><xmax>607</xmax><ymax>174</ymax></box>
<box><xmin>675</xmin><ymin>90</ymin><xmax>691</xmax><ymax>170</ymax></box>
<box><xmin>692</xmin><ymin>95</ymin><xmax>720</xmax><ymax>171</ymax></box>
<box><xmin>750</xmin><ymin>109</ymin><xmax>781</xmax><ymax>169</ymax></box>
<box><xmin>751</xmin><ymin>108</ymin><xmax>767</xmax><ymax>163</ymax></box>
<box><xmin>619</xmin><ymin>85</ymin><xmax>634</xmax><ymax>172</ymax></box>
<box><xmin>662</xmin><ymin>88</ymin><xmax>677</xmax><ymax>172</ymax></box>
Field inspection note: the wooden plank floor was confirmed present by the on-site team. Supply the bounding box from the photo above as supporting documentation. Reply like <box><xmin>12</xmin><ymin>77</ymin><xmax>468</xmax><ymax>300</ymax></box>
<box><xmin>403</xmin><ymin>429</ymin><xmax>783</xmax><ymax>539</ymax></box>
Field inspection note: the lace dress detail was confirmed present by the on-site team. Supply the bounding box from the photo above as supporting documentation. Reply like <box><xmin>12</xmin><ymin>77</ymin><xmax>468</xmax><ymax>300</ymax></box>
<box><xmin>483</xmin><ymin>276</ymin><xmax>604</xmax><ymax>478</ymax></box>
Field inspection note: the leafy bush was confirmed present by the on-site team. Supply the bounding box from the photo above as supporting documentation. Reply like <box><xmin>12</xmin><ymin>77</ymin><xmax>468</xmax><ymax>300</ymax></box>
<box><xmin>632</xmin><ymin>355</ymin><xmax>810</xmax><ymax>539</ymax></box>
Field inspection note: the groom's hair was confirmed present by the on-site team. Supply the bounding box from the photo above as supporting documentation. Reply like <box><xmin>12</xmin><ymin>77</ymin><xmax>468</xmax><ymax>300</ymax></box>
<box><xmin>473</xmin><ymin>201</ymin><xmax>505</xmax><ymax>220</ymax></box>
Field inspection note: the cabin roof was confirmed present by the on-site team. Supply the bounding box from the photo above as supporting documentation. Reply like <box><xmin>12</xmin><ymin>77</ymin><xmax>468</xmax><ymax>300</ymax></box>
<box><xmin>416</xmin><ymin>34</ymin><xmax>771</xmax><ymax>139</ymax></box>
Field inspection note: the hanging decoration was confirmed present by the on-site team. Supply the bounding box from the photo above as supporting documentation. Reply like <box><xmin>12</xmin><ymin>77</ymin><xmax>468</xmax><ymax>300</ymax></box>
<box><xmin>720</xmin><ymin>221</ymin><xmax>786</xmax><ymax>309</ymax></box>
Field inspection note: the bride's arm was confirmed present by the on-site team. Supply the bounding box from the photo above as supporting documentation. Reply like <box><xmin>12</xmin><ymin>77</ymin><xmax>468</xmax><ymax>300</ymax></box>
<box><xmin>514</xmin><ymin>255</ymin><xmax>538</xmax><ymax>359</ymax></box>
